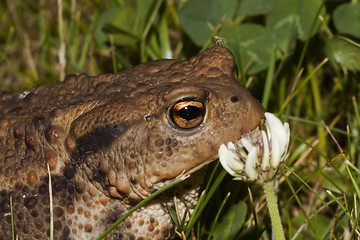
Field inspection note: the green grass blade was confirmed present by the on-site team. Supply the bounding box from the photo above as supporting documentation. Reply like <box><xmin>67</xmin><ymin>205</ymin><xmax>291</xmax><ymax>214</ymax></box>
<box><xmin>97</xmin><ymin>177</ymin><xmax>184</xmax><ymax>240</ymax></box>
<box><xmin>326</xmin><ymin>189</ymin><xmax>360</xmax><ymax>232</ymax></box>
<box><xmin>282</xmin><ymin>166</ymin><xmax>347</xmax><ymax>230</ymax></box>
<box><xmin>140</xmin><ymin>0</ymin><xmax>163</xmax><ymax>62</ymax></box>
<box><xmin>206</xmin><ymin>192</ymin><xmax>231</xmax><ymax>240</ymax></box>
<box><xmin>185</xmin><ymin>169</ymin><xmax>227</xmax><ymax>238</ymax></box>
<box><xmin>262</xmin><ymin>44</ymin><xmax>277</xmax><ymax>109</ymax></box>
<box><xmin>345</xmin><ymin>163</ymin><xmax>360</xmax><ymax>202</ymax></box>
<box><xmin>279</xmin><ymin>58</ymin><xmax>328</xmax><ymax>115</ymax></box>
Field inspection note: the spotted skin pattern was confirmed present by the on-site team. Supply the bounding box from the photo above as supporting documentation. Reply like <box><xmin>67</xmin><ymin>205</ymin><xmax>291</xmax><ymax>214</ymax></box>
<box><xmin>0</xmin><ymin>47</ymin><xmax>264</xmax><ymax>239</ymax></box>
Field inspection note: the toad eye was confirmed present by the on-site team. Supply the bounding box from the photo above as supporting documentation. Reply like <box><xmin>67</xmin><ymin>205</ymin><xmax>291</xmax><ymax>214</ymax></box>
<box><xmin>169</xmin><ymin>100</ymin><xmax>205</xmax><ymax>129</ymax></box>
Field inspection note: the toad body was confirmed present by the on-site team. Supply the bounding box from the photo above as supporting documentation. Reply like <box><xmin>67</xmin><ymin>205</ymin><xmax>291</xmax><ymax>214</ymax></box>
<box><xmin>0</xmin><ymin>46</ymin><xmax>264</xmax><ymax>239</ymax></box>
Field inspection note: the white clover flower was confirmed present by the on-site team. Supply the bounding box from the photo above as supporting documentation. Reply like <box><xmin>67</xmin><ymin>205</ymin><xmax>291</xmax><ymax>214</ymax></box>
<box><xmin>219</xmin><ymin>112</ymin><xmax>290</xmax><ymax>184</ymax></box>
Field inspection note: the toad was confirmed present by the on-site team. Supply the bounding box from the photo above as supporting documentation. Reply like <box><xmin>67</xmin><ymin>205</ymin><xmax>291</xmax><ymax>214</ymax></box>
<box><xmin>0</xmin><ymin>46</ymin><xmax>264</xmax><ymax>239</ymax></box>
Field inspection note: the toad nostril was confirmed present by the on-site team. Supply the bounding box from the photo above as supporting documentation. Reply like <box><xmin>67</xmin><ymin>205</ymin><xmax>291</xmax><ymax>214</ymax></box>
<box><xmin>230</xmin><ymin>96</ymin><xmax>239</xmax><ymax>103</ymax></box>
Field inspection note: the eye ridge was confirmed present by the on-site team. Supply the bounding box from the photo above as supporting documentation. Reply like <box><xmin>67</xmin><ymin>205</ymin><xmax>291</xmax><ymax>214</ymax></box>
<box><xmin>169</xmin><ymin>100</ymin><xmax>205</xmax><ymax>129</ymax></box>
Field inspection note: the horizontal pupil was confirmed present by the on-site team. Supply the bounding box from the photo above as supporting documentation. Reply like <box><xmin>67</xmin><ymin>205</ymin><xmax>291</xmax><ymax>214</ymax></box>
<box><xmin>177</xmin><ymin>106</ymin><xmax>202</xmax><ymax>121</ymax></box>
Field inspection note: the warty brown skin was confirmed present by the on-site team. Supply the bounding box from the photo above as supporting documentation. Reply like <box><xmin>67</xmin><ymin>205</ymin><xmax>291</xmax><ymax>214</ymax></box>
<box><xmin>0</xmin><ymin>46</ymin><xmax>264</xmax><ymax>239</ymax></box>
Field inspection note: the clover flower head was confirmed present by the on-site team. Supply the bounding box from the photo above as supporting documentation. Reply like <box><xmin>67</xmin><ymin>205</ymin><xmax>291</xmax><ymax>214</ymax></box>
<box><xmin>219</xmin><ymin>112</ymin><xmax>290</xmax><ymax>184</ymax></box>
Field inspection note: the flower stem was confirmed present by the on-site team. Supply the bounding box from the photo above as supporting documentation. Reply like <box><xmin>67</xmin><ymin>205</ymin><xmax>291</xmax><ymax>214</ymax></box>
<box><xmin>263</xmin><ymin>180</ymin><xmax>285</xmax><ymax>240</ymax></box>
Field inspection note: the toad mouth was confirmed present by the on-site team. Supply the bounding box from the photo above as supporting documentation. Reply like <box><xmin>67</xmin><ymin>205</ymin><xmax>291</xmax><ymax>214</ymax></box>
<box><xmin>175</xmin><ymin>120</ymin><xmax>265</xmax><ymax>181</ymax></box>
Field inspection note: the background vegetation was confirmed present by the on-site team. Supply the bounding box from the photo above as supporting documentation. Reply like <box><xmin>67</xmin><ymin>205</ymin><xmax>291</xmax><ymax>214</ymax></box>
<box><xmin>1</xmin><ymin>0</ymin><xmax>360</xmax><ymax>239</ymax></box>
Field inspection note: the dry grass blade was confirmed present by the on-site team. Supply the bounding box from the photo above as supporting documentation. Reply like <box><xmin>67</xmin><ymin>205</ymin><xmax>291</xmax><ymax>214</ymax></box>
<box><xmin>47</xmin><ymin>164</ymin><xmax>54</xmax><ymax>240</ymax></box>
<box><xmin>57</xmin><ymin>0</ymin><xmax>66</xmax><ymax>81</ymax></box>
